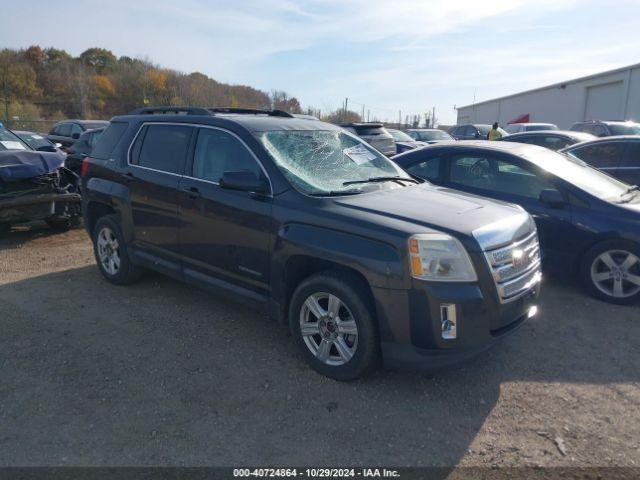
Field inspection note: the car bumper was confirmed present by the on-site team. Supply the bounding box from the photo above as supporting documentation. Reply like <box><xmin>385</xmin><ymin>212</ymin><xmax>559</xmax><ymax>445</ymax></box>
<box><xmin>0</xmin><ymin>192</ymin><xmax>81</xmax><ymax>223</ymax></box>
<box><xmin>372</xmin><ymin>279</ymin><xmax>540</xmax><ymax>371</ymax></box>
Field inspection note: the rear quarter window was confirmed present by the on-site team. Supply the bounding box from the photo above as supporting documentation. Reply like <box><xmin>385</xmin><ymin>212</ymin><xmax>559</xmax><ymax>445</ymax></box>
<box><xmin>91</xmin><ymin>122</ymin><xmax>129</xmax><ymax>160</ymax></box>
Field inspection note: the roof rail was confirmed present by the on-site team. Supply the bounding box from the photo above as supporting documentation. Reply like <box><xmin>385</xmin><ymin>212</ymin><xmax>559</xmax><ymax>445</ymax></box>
<box><xmin>129</xmin><ymin>106</ymin><xmax>212</xmax><ymax>115</ymax></box>
<box><xmin>128</xmin><ymin>106</ymin><xmax>295</xmax><ymax>118</ymax></box>
<box><xmin>207</xmin><ymin>107</ymin><xmax>294</xmax><ymax>118</ymax></box>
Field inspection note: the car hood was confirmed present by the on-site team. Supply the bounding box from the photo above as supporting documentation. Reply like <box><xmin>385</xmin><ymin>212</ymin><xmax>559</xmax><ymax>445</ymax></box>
<box><xmin>334</xmin><ymin>183</ymin><xmax>533</xmax><ymax>250</ymax></box>
<box><xmin>0</xmin><ymin>150</ymin><xmax>65</xmax><ymax>182</ymax></box>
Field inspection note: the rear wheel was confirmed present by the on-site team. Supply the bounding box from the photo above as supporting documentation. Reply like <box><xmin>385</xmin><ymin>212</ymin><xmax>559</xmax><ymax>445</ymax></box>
<box><xmin>580</xmin><ymin>240</ymin><xmax>640</xmax><ymax>305</ymax></box>
<box><xmin>289</xmin><ymin>271</ymin><xmax>380</xmax><ymax>381</ymax></box>
<box><xmin>92</xmin><ymin>215</ymin><xmax>142</xmax><ymax>285</ymax></box>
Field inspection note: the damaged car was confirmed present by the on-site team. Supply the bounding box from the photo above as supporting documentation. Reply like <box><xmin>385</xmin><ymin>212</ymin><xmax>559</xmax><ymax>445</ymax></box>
<box><xmin>0</xmin><ymin>125</ymin><xmax>81</xmax><ymax>235</ymax></box>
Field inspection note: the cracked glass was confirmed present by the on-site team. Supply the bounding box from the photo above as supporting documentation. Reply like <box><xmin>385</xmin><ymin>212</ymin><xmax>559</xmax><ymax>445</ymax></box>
<box><xmin>256</xmin><ymin>130</ymin><xmax>411</xmax><ymax>196</ymax></box>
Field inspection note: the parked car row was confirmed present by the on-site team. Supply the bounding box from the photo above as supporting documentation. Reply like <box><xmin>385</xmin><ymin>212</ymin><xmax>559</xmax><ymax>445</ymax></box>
<box><xmin>0</xmin><ymin>124</ymin><xmax>81</xmax><ymax>234</ymax></box>
<box><xmin>0</xmin><ymin>120</ymin><xmax>107</xmax><ymax>233</ymax></box>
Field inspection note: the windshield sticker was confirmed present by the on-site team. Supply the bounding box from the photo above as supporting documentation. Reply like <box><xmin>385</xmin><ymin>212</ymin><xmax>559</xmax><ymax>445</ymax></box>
<box><xmin>343</xmin><ymin>144</ymin><xmax>377</xmax><ymax>165</ymax></box>
<box><xmin>0</xmin><ymin>141</ymin><xmax>26</xmax><ymax>150</ymax></box>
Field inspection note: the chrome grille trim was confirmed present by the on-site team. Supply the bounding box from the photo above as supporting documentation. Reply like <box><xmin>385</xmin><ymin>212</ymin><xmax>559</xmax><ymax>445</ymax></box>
<box><xmin>483</xmin><ymin>230</ymin><xmax>542</xmax><ymax>303</ymax></box>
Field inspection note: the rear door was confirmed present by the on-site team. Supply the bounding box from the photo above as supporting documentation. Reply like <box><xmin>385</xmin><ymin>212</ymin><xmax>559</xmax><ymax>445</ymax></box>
<box><xmin>178</xmin><ymin>126</ymin><xmax>272</xmax><ymax>299</ymax></box>
<box><xmin>125</xmin><ymin>123</ymin><xmax>195</xmax><ymax>274</ymax></box>
<box><xmin>443</xmin><ymin>150</ymin><xmax>574</xmax><ymax>262</ymax></box>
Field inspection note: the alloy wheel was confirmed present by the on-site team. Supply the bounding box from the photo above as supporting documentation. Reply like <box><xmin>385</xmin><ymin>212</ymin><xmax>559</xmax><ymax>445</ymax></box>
<box><xmin>590</xmin><ymin>249</ymin><xmax>640</xmax><ymax>299</ymax></box>
<box><xmin>299</xmin><ymin>292</ymin><xmax>358</xmax><ymax>366</ymax></box>
<box><xmin>97</xmin><ymin>226</ymin><xmax>121</xmax><ymax>276</ymax></box>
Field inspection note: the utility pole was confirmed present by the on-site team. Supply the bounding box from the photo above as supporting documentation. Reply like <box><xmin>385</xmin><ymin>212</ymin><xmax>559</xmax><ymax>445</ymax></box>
<box><xmin>367</xmin><ymin>110</ymin><xmax>370</xmax><ymax>122</ymax></box>
<box><xmin>344</xmin><ymin>97</ymin><xmax>349</xmax><ymax>121</ymax></box>
<box><xmin>361</xmin><ymin>104</ymin><xmax>365</xmax><ymax>122</ymax></box>
<box><xmin>398</xmin><ymin>110</ymin><xmax>402</xmax><ymax>127</ymax></box>
<box><xmin>432</xmin><ymin>106</ymin><xmax>436</xmax><ymax>127</ymax></box>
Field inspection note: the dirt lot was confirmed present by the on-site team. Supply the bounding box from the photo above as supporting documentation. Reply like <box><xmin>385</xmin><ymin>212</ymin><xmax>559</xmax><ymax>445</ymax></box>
<box><xmin>0</xmin><ymin>223</ymin><xmax>639</xmax><ymax>468</ymax></box>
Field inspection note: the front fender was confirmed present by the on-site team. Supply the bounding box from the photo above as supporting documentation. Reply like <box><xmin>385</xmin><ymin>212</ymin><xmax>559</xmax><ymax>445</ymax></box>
<box><xmin>271</xmin><ymin>222</ymin><xmax>408</xmax><ymax>302</ymax></box>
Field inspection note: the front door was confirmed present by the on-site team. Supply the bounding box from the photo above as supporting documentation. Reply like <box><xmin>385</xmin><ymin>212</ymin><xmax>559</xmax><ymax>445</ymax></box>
<box><xmin>178</xmin><ymin>126</ymin><xmax>272</xmax><ymax>298</ymax></box>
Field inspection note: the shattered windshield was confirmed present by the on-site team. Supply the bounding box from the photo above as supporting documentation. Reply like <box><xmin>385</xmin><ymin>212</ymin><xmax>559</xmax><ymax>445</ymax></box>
<box><xmin>257</xmin><ymin>130</ymin><xmax>413</xmax><ymax>196</ymax></box>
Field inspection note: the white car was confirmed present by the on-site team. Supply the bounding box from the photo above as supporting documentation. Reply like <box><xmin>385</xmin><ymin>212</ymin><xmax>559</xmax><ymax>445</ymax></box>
<box><xmin>504</xmin><ymin>123</ymin><xmax>558</xmax><ymax>134</ymax></box>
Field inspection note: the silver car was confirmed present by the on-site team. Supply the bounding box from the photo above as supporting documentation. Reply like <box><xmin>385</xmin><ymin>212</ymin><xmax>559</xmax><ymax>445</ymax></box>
<box><xmin>340</xmin><ymin>123</ymin><xmax>396</xmax><ymax>156</ymax></box>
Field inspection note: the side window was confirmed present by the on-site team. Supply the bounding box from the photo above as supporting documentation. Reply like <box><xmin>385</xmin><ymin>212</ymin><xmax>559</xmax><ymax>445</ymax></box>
<box><xmin>133</xmin><ymin>124</ymin><xmax>193</xmax><ymax>174</ymax></box>
<box><xmin>464</xmin><ymin>125</ymin><xmax>477</xmax><ymax>138</ymax></box>
<box><xmin>58</xmin><ymin>123</ymin><xmax>72</xmax><ymax>137</ymax></box>
<box><xmin>621</xmin><ymin>143</ymin><xmax>639</xmax><ymax>167</ymax></box>
<box><xmin>572</xmin><ymin>143</ymin><xmax>625</xmax><ymax>168</ymax></box>
<box><xmin>192</xmin><ymin>128</ymin><xmax>262</xmax><ymax>183</ymax></box>
<box><xmin>593</xmin><ymin>125</ymin><xmax>608</xmax><ymax>137</ymax></box>
<box><xmin>450</xmin><ymin>154</ymin><xmax>552</xmax><ymax>199</ymax></box>
<box><xmin>70</xmin><ymin>124</ymin><xmax>83</xmax><ymax>136</ymax></box>
<box><xmin>540</xmin><ymin>136</ymin><xmax>570</xmax><ymax>151</ymax></box>
<box><xmin>405</xmin><ymin>156</ymin><xmax>442</xmax><ymax>181</ymax></box>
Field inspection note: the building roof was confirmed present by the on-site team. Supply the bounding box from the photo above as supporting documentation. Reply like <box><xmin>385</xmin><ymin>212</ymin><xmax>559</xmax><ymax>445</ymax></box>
<box><xmin>458</xmin><ymin>62</ymin><xmax>640</xmax><ymax>110</ymax></box>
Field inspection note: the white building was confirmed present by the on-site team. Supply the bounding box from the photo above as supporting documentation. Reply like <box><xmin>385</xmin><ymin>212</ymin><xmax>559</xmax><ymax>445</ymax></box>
<box><xmin>456</xmin><ymin>63</ymin><xmax>640</xmax><ymax>129</ymax></box>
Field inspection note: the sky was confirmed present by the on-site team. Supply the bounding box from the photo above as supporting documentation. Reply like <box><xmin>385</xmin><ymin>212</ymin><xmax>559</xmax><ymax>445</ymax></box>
<box><xmin>1</xmin><ymin>0</ymin><xmax>640</xmax><ymax>124</ymax></box>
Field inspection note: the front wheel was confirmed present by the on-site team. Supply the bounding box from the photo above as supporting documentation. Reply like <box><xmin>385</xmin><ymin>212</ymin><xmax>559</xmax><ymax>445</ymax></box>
<box><xmin>580</xmin><ymin>240</ymin><xmax>640</xmax><ymax>305</ymax></box>
<box><xmin>289</xmin><ymin>271</ymin><xmax>380</xmax><ymax>381</ymax></box>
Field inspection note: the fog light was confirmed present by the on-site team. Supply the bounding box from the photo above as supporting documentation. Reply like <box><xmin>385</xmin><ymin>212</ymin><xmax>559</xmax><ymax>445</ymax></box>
<box><xmin>527</xmin><ymin>306</ymin><xmax>538</xmax><ymax>318</ymax></box>
<box><xmin>440</xmin><ymin>304</ymin><xmax>457</xmax><ymax>340</ymax></box>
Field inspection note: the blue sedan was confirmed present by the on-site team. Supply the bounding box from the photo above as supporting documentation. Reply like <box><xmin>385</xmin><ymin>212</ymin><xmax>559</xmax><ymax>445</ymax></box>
<box><xmin>393</xmin><ymin>140</ymin><xmax>640</xmax><ymax>304</ymax></box>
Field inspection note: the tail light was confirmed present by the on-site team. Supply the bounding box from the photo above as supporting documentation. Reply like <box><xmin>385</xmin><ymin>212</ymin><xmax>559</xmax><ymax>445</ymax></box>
<box><xmin>81</xmin><ymin>157</ymin><xmax>90</xmax><ymax>177</ymax></box>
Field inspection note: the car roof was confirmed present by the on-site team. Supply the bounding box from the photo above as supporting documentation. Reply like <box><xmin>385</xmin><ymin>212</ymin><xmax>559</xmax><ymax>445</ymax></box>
<box><xmin>12</xmin><ymin>130</ymin><xmax>39</xmax><ymax>135</ymax></box>
<box><xmin>510</xmin><ymin>122</ymin><xmax>556</xmax><ymax>126</ymax></box>
<box><xmin>58</xmin><ymin>119</ymin><xmax>109</xmax><ymax>125</ymax></box>
<box><xmin>505</xmin><ymin>130</ymin><xmax>592</xmax><ymax>139</ymax></box>
<box><xmin>561</xmin><ymin>135</ymin><xmax>640</xmax><ymax>151</ymax></box>
<box><xmin>112</xmin><ymin>112</ymin><xmax>342</xmax><ymax>134</ymax></box>
<box><xmin>406</xmin><ymin>128</ymin><xmax>444</xmax><ymax>132</ymax></box>
<box><xmin>394</xmin><ymin>139</ymin><xmax>558</xmax><ymax>162</ymax></box>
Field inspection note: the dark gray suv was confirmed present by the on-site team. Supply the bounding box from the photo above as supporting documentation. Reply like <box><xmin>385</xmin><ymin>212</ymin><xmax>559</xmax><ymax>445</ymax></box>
<box><xmin>81</xmin><ymin>106</ymin><xmax>541</xmax><ymax>380</ymax></box>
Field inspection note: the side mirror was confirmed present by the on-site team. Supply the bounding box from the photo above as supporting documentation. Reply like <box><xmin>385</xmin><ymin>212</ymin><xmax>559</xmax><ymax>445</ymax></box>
<box><xmin>71</xmin><ymin>133</ymin><xmax>80</xmax><ymax>140</ymax></box>
<box><xmin>36</xmin><ymin>145</ymin><xmax>58</xmax><ymax>153</ymax></box>
<box><xmin>220</xmin><ymin>170</ymin><xmax>268</xmax><ymax>194</ymax></box>
<box><xmin>474</xmin><ymin>132</ymin><xmax>481</xmax><ymax>139</ymax></box>
<box><xmin>539</xmin><ymin>189</ymin><xmax>565</xmax><ymax>208</ymax></box>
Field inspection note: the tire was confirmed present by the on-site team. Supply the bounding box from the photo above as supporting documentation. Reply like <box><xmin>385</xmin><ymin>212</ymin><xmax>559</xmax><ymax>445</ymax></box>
<box><xmin>46</xmin><ymin>217</ymin><xmax>72</xmax><ymax>232</ymax></box>
<box><xmin>92</xmin><ymin>215</ymin><xmax>143</xmax><ymax>285</ymax></box>
<box><xmin>580</xmin><ymin>240</ymin><xmax>640</xmax><ymax>305</ymax></box>
<box><xmin>288</xmin><ymin>270</ymin><xmax>380</xmax><ymax>381</ymax></box>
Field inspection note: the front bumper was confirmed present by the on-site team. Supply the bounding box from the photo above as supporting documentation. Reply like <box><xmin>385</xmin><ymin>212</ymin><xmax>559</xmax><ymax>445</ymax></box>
<box><xmin>373</xmin><ymin>278</ymin><xmax>540</xmax><ymax>371</ymax></box>
<box><xmin>0</xmin><ymin>192</ymin><xmax>81</xmax><ymax>223</ymax></box>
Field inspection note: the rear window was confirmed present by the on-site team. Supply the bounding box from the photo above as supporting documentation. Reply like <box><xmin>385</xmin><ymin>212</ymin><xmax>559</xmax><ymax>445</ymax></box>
<box><xmin>91</xmin><ymin>122</ymin><xmax>128</xmax><ymax>160</ymax></box>
<box><xmin>83</xmin><ymin>121</ymin><xmax>110</xmax><ymax>130</ymax></box>
<box><xmin>354</xmin><ymin>126</ymin><xmax>390</xmax><ymax>136</ymax></box>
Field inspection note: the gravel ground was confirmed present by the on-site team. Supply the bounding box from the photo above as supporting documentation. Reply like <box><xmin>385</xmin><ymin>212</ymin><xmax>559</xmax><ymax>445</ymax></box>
<box><xmin>0</xmin><ymin>223</ymin><xmax>638</xmax><ymax>468</ymax></box>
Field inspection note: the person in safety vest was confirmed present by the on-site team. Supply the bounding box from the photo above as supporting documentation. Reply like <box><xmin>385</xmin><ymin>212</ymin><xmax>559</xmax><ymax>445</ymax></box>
<box><xmin>487</xmin><ymin>122</ymin><xmax>503</xmax><ymax>141</ymax></box>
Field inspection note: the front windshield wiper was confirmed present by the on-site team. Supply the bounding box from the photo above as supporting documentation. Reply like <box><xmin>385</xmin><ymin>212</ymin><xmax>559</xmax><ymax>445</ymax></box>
<box><xmin>308</xmin><ymin>189</ymin><xmax>365</xmax><ymax>197</ymax></box>
<box><xmin>342</xmin><ymin>176</ymin><xmax>420</xmax><ymax>186</ymax></box>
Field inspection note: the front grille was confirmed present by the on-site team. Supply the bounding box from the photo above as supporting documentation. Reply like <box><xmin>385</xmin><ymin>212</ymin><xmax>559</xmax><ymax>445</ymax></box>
<box><xmin>484</xmin><ymin>231</ymin><xmax>542</xmax><ymax>303</ymax></box>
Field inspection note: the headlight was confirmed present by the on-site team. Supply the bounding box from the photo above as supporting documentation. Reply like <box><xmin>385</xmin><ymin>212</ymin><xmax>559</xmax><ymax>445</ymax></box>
<box><xmin>409</xmin><ymin>233</ymin><xmax>477</xmax><ymax>282</ymax></box>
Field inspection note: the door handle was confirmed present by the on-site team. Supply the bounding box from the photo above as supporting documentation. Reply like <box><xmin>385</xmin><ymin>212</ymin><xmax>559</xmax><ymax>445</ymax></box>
<box><xmin>182</xmin><ymin>186</ymin><xmax>201</xmax><ymax>199</ymax></box>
